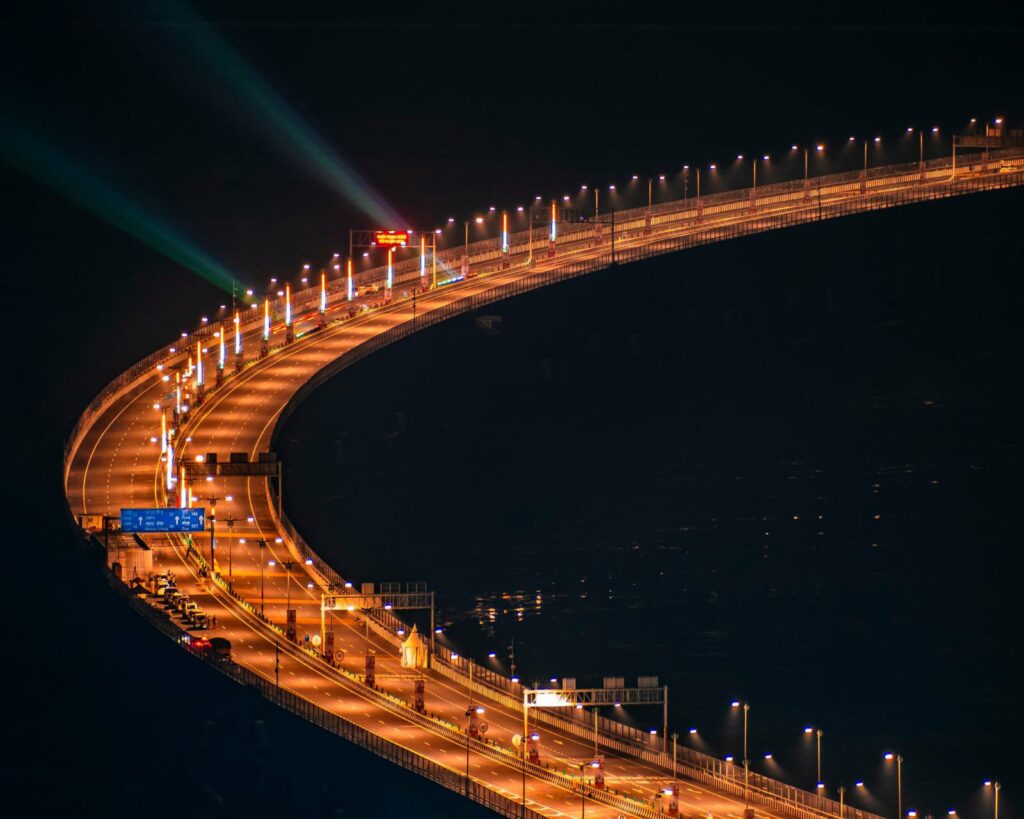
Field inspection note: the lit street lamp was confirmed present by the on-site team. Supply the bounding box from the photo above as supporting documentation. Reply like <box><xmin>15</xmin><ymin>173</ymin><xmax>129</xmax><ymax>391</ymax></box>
<box><xmin>223</xmin><ymin>513</ymin><xmax>237</xmax><ymax>586</ymax></box>
<box><xmin>884</xmin><ymin>752</ymin><xmax>903</xmax><ymax>819</ymax></box>
<box><xmin>258</xmin><ymin>539</ymin><xmax>267</xmax><ymax>613</ymax></box>
<box><xmin>731</xmin><ymin>700</ymin><xmax>751</xmax><ymax>803</ymax></box>
<box><xmin>804</xmin><ymin>725</ymin><xmax>824</xmax><ymax>788</ymax></box>
<box><xmin>200</xmin><ymin>494</ymin><xmax>231</xmax><ymax>570</ymax></box>
<box><xmin>984</xmin><ymin>780</ymin><xmax>1001</xmax><ymax>819</ymax></box>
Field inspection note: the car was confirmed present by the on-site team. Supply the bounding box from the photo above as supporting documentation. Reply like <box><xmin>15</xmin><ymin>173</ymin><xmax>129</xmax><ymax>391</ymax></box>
<box><xmin>209</xmin><ymin>637</ymin><xmax>231</xmax><ymax>660</ymax></box>
<box><xmin>190</xmin><ymin>612</ymin><xmax>209</xmax><ymax>630</ymax></box>
<box><xmin>181</xmin><ymin>600</ymin><xmax>199</xmax><ymax>615</ymax></box>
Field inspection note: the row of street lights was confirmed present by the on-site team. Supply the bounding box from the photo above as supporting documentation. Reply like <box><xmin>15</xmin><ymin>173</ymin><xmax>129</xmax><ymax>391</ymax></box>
<box><xmin>178</xmin><ymin>116</ymin><xmax>1005</xmax><ymax>341</ymax></box>
<box><xmin>435</xmin><ymin>121</ymin><xmax>999</xmax><ymax>236</ymax></box>
<box><xmin>710</xmin><ymin>702</ymin><xmax>1001</xmax><ymax>819</ymax></box>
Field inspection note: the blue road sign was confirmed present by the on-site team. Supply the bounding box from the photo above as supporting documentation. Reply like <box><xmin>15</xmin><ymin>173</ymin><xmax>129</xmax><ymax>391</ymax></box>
<box><xmin>121</xmin><ymin>507</ymin><xmax>206</xmax><ymax>533</ymax></box>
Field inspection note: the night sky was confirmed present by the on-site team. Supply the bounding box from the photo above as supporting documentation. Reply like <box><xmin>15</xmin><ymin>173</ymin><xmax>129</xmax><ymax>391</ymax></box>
<box><xmin>3</xmin><ymin>2</ymin><xmax>1023</xmax><ymax>817</ymax></box>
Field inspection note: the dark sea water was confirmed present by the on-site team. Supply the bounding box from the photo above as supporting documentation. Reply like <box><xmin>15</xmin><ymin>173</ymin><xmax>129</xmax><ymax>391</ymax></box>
<box><xmin>281</xmin><ymin>190</ymin><xmax>1024</xmax><ymax>819</ymax></box>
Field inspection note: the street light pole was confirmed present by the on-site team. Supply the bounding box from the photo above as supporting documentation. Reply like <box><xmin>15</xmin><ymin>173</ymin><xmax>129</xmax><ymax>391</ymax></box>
<box><xmin>224</xmin><ymin>514</ymin><xmax>236</xmax><ymax>585</ymax></box>
<box><xmin>259</xmin><ymin>539</ymin><xmax>267</xmax><ymax>613</ymax></box>
<box><xmin>743</xmin><ymin>702</ymin><xmax>750</xmax><ymax>804</ymax></box>
<box><xmin>886</xmin><ymin>752</ymin><xmax>903</xmax><ymax>819</ymax></box>
<box><xmin>994</xmin><ymin>781</ymin><xmax>1000</xmax><ymax>819</ymax></box>
<box><xmin>465</xmin><ymin>706</ymin><xmax>472</xmax><ymax>796</ymax></box>
<box><xmin>579</xmin><ymin>763</ymin><xmax>586</xmax><ymax>819</ymax></box>
<box><xmin>839</xmin><ymin>785</ymin><xmax>846</xmax><ymax>819</ymax></box>
<box><xmin>672</xmin><ymin>732</ymin><xmax>678</xmax><ymax>784</ymax></box>
<box><xmin>898</xmin><ymin>754</ymin><xmax>903</xmax><ymax>819</ymax></box>
<box><xmin>817</xmin><ymin>728</ymin><xmax>823</xmax><ymax>784</ymax></box>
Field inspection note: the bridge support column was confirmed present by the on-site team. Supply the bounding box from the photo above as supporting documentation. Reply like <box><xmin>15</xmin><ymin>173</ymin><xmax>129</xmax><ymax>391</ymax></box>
<box><xmin>285</xmin><ymin>326</ymin><xmax>295</xmax><ymax>344</ymax></box>
<box><xmin>235</xmin><ymin>353</ymin><xmax>243</xmax><ymax>373</ymax></box>
<box><xmin>215</xmin><ymin>367</ymin><xmax>224</xmax><ymax>387</ymax></box>
<box><xmin>859</xmin><ymin>170</ymin><xmax>867</xmax><ymax>194</ymax></box>
<box><xmin>547</xmin><ymin>239</ymin><xmax>556</xmax><ymax>259</ymax></box>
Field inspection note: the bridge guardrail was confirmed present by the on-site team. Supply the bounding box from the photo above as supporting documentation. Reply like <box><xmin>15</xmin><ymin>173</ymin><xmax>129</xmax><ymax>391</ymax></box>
<box><xmin>88</xmin><ymin>552</ymin><xmax>550</xmax><ymax>819</ymax></box>
<box><xmin>93</xmin><ymin>523</ymin><xmax>670</xmax><ymax>819</ymax></box>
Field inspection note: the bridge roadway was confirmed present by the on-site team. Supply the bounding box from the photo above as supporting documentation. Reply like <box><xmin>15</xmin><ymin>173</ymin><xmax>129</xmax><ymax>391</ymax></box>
<box><xmin>66</xmin><ymin>156</ymin><xmax>1023</xmax><ymax>818</ymax></box>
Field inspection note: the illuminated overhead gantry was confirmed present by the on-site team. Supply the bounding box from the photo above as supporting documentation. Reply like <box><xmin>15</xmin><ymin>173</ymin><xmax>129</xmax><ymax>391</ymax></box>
<box><xmin>952</xmin><ymin>119</ymin><xmax>1022</xmax><ymax>178</ymax></box>
<box><xmin>346</xmin><ymin>228</ymin><xmax>433</xmax><ymax>299</ymax></box>
<box><xmin>183</xmin><ymin>451</ymin><xmax>283</xmax><ymax>516</ymax></box>
<box><xmin>319</xmin><ymin>582</ymin><xmax>434</xmax><ymax>682</ymax></box>
<box><xmin>523</xmin><ymin>676</ymin><xmax>669</xmax><ymax>764</ymax></box>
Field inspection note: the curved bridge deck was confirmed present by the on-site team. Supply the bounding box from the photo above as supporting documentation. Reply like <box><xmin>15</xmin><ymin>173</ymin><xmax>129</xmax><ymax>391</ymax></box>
<box><xmin>65</xmin><ymin>153</ymin><xmax>1024</xmax><ymax>818</ymax></box>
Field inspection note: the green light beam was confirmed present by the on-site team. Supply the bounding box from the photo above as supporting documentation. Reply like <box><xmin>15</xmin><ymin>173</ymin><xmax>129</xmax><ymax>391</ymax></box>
<box><xmin>1</xmin><ymin>118</ymin><xmax>242</xmax><ymax>295</ymax></box>
<box><xmin>150</xmin><ymin>0</ymin><xmax>405</xmax><ymax>228</ymax></box>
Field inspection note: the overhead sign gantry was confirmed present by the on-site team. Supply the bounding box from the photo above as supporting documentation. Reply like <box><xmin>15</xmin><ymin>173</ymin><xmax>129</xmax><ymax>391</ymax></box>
<box><xmin>349</xmin><ymin>228</ymin><xmax>437</xmax><ymax>294</ymax></box>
